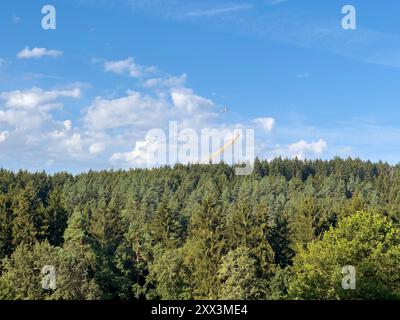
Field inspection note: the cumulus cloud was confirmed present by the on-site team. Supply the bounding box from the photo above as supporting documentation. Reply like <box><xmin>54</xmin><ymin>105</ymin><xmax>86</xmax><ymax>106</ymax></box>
<box><xmin>253</xmin><ymin>117</ymin><xmax>275</xmax><ymax>132</ymax></box>
<box><xmin>171</xmin><ymin>88</ymin><xmax>214</xmax><ymax>113</ymax></box>
<box><xmin>89</xmin><ymin>143</ymin><xmax>106</xmax><ymax>154</ymax></box>
<box><xmin>287</xmin><ymin>139</ymin><xmax>328</xmax><ymax>159</ymax></box>
<box><xmin>84</xmin><ymin>91</ymin><xmax>168</xmax><ymax>131</ymax></box>
<box><xmin>17</xmin><ymin>47</ymin><xmax>63</xmax><ymax>59</ymax></box>
<box><xmin>104</xmin><ymin>57</ymin><xmax>155</xmax><ymax>78</ymax></box>
<box><xmin>1</xmin><ymin>53</ymin><xmax>333</xmax><ymax>171</ymax></box>
<box><xmin>110</xmin><ymin>133</ymin><xmax>167</xmax><ymax>168</ymax></box>
<box><xmin>1</xmin><ymin>50</ymin><xmax>235</xmax><ymax>170</ymax></box>
<box><xmin>63</xmin><ymin>133</ymin><xmax>84</xmax><ymax>153</ymax></box>
<box><xmin>1</xmin><ymin>87</ymin><xmax>81</xmax><ymax>109</ymax></box>
<box><xmin>260</xmin><ymin>138</ymin><xmax>328</xmax><ymax>161</ymax></box>
<box><xmin>48</xmin><ymin>120</ymin><xmax>73</xmax><ymax>139</ymax></box>
<box><xmin>0</xmin><ymin>85</ymin><xmax>89</xmax><ymax>170</ymax></box>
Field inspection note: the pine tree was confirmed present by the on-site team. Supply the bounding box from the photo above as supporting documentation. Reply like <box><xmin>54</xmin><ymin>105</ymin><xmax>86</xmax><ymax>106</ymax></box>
<box><xmin>91</xmin><ymin>196</ymin><xmax>124</xmax><ymax>255</ymax></box>
<box><xmin>149</xmin><ymin>193</ymin><xmax>182</xmax><ymax>249</ymax></box>
<box><xmin>290</xmin><ymin>195</ymin><xmax>316</xmax><ymax>251</ymax></box>
<box><xmin>269</xmin><ymin>213</ymin><xmax>295</xmax><ymax>268</ymax></box>
<box><xmin>63</xmin><ymin>207</ymin><xmax>91</xmax><ymax>246</ymax></box>
<box><xmin>225</xmin><ymin>200</ymin><xmax>275</xmax><ymax>279</ymax></box>
<box><xmin>45</xmin><ymin>188</ymin><xmax>68</xmax><ymax>246</ymax></box>
<box><xmin>11</xmin><ymin>183</ymin><xmax>42</xmax><ymax>246</ymax></box>
<box><xmin>59</xmin><ymin>208</ymin><xmax>102</xmax><ymax>299</ymax></box>
<box><xmin>0</xmin><ymin>194</ymin><xmax>13</xmax><ymax>259</ymax></box>
<box><xmin>182</xmin><ymin>180</ymin><xmax>224</xmax><ymax>299</ymax></box>
<box><xmin>123</xmin><ymin>195</ymin><xmax>152</xmax><ymax>299</ymax></box>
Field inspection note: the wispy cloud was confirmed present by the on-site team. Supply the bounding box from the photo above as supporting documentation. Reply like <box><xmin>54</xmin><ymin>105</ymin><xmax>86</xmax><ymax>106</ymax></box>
<box><xmin>102</xmin><ymin>57</ymin><xmax>156</xmax><ymax>78</ymax></box>
<box><xmin>107</xmin><ymin>0</ymin><xmax>400</xmax><ymax>69</ymax></box>
<box><xmin>264</xmin><ymin>0</ymin><xmax>287</xmax><ymax>6</ymax></box>
<box><xmin>187</xmin><ymin>4</ymin><xmax>253</xmax><ymax>17</ymax></box>
<box><xmin>17</xmin><ymin>47</ymin><xmax>63</xmax><ymax>59</ymax></box>
<box><xmin>1</xmin><ymin>87</ymin><xmax>81</xmax><ymax>109</ymax></box>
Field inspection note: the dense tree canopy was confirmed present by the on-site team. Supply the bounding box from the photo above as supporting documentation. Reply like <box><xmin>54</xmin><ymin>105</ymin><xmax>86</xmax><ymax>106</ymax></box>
<box><xmin>0</xmin><ymin>158</ymin><xmax>399</xmax><ymax>300</ymax></box>
<box><xmin>288</xmin><ymin>211</ymin><xmax>400</xmax><ymax>299</ymax></box>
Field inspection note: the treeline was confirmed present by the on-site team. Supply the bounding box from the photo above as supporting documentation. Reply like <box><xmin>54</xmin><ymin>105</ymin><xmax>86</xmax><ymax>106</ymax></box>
<box><xmin>0</xmin><ymin>157</ymin><xmax>400</xmax><ymax>300</ymax></box>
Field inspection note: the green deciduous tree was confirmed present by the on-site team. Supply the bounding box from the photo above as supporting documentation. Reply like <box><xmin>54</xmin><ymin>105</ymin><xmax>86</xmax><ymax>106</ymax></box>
<box><xmin>288</xmin><ymin>211</ymin><xmax>400</xmax><ymax>299</ymax></box>
<box><xmin>218</xmin><ymin>247</ymin><xmax>268</xmax><ymax>300</ymax></box>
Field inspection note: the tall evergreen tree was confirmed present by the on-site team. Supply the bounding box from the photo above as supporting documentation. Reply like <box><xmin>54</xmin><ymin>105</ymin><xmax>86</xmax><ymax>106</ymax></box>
<box><xmin>149</xmin><ymin>193</ymin><xmax>182</xmax><ymax>249</ymax></box>
<box><xmin>182</xmin><ymin>181</ymin><xmax>224</xmax><ymax>299</ymax></box>
<box><xmin>11</xmin><ymin>182</ymin><xmax>43</xmax><ymax>246</ymax></box>
<box><xmin>269</xmin><ymin>213</ymin><xmax>295</xmax><ymax>268</ymax></box>
<box><xmin>0</xmin><ymin>194</ymin><xmax>13</xmax><ymax>259</ymax></box>
<box><xmin>45</xmin><ymin>188</ymin><xmax>68</xmax><ymax>246</ymax></box>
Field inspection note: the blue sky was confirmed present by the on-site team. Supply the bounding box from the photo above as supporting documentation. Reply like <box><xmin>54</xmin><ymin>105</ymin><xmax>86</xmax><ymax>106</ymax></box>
<box><xmin>0</xmin><ymin>0</ymin><xmax>400</xmax><ymax>172</ymax></box>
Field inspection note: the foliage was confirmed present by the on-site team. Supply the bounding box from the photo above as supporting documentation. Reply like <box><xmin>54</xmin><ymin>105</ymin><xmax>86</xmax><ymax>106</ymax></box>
<box><xmin>288</xmin><ymin>211</ymin><xmax>400</xmax><ymax>299</ymax></box>
<box><xmin>0</xmin><ymin>158</ymin><xmax>399</xmax><ymax>299</ymax></box>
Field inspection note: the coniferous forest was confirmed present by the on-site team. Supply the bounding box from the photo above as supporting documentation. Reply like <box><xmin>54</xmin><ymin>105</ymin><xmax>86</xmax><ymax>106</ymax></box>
<box><xmin>0</xmin><ymin>158</ymin><xmax>400</xmax><ymax>300</ymax></box>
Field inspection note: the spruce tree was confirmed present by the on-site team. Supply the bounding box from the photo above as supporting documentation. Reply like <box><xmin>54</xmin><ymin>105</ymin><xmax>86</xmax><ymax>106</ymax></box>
<box><xmin>0</xmin><ymin>194</ymin><xmax>13</xmax><ymax>259</ymax></box>
<box><xmin>149</xmin><ymin>193</ymin><xmax>182</xmax><ymax>249</ymax></box>
<box><xmin>45</xmin><ymin>188</ymin><xmax>68</xmax><ymax>246</ymax></box>
<box><xmin>11</xmin><ymin>182</ymin><xmax>42</xmax><ymax>246</ymax></box>
<box><xmin>183</xmin><ymin>180</ymin><xmax>224</xmax><ymax>299</ymax></box>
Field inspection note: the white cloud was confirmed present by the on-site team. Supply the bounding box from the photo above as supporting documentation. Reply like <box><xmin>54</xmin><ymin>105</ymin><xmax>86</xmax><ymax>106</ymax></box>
<box><xmin>89</xmin><ymin>143</ymin><xmax>106</xmax><ymax>154</ymax></box>
<box><xmin>264</xmin><ymin>0</ymin><xmax>287</xmax><ymax>6</ymax></box>
<box><xmin>104</xmin><ymin>57</ymin><xmax>155</xmax><ymax>78</ymax></box>
<box><xmin>1</xmin><ymin>87</ymin><xmax>81</xmax><ymax>109</ymax></box>
<box><xmin>187</xmin><ymin>4</ymin><xmax>253</xmax><ymax>17</ymax></box>
<box><xmin>17</xmin><ymin>47</ymin><xmax>63</xmax><ymax>59</ymax></box>
<box><xmin>143</xmin><ymin>74</ymin><xmax>187</xmax><ymax>88</ymax></box>
<box><xmin>110</xmin><ymin>135</ymin><xmax>165</xmax><ymax>168</ymax></box>
<box><xmin>48</xmin><ymin>120</ymin><xmax>73</xmax><ymax>139</ymax></box>
<box><xmin>63</xmin><ymin>120</ymin><xmax>72</xmax><ymax>131</ymax></box>
<box><xmin>171</xmin><ymin>88</ymin><xmax>214</xmax><ymax>113</ymax></box>
<box><xmin>85</xmin><ymin>91</ymin><xmax>168</xmax><ymax>131</ymax></box>
<box><xmin>0</xmin><ymin>53</ymin><xmax>359</xmax><ymax>171</ymax></box>
<box><xmin>0</xmin><ymin>131</ymin><xmax>8</xmax><ymax>142</ymax></box>
<box><xmin>63</xmin><ymin>133</ymin><xmax>84</xmax><ymax>153</ymax></box>
<box><xmin>287</xmin><ymin>139</ymin><xmax>328</xmax><ymax>159</ymax></box>
<box><xmin>259</xmin><ymin>138</ymin><xmax>329</xmax><ymax>162</ymax></box>
<box><xmin>253</xmin><ymin>117</ymin><xmax>275</xmax><ymax>132</ymax></box>
<box><xmin>0</xmin><ymin>85</ymin><xmax>89</xmax><ymax>170</ymax></box>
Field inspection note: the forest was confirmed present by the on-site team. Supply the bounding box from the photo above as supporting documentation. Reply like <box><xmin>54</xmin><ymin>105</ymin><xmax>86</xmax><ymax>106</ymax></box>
<box><xmin>0</xmin><ymin>157</ymin><xmax>399</xmax><ymax>300</ymax></box>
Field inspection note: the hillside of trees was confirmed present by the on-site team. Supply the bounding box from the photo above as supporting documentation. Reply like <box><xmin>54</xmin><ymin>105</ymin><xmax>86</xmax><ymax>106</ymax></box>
<box><xmin>0</xmin><ymin>157</ymin><xmax>399</xmax><ymax>300</ymax></box>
